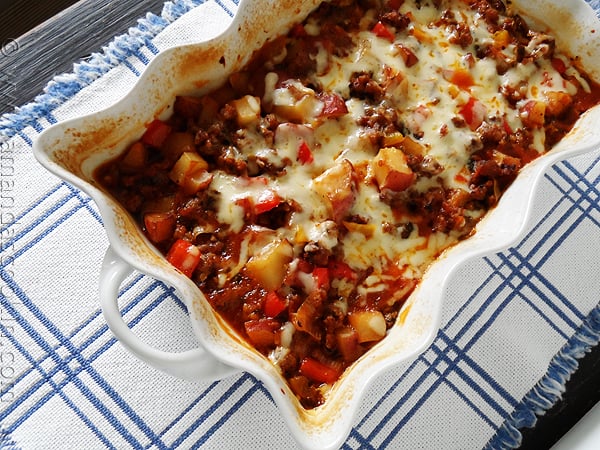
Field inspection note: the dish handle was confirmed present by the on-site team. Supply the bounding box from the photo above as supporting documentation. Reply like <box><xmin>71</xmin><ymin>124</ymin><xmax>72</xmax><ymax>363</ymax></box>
<box><xmin>99</xmin><ymin>246</ymin><xmax>239</xmax><ymax>381</ymax></box>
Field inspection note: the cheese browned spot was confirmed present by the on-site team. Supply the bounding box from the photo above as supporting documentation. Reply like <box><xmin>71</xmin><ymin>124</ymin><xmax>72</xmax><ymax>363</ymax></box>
<box><xmin>96</xmin><ymin>0</ymin><xmax>600</xmax><ymax>409</ymax></box>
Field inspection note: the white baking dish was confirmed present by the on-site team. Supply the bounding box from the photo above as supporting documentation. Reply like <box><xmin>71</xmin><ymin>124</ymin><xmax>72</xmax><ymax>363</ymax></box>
<box><xmin>33</xmin><ymin>0</ymin><xmax>600</xmax><ymax>448</ymax></box>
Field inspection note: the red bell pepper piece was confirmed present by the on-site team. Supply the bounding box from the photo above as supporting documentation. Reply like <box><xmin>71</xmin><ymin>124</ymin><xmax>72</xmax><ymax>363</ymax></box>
<box><xmin>297</xmin><ymin>141</ymin><xmax>314</xmax><ymax>164</ymax></box>
<box><xmin>166</xmin><ymin>239</ymin><xmax>201</xmax><ymax>278</ymax></box>
<box><xmin>312</xmin><ymin>267</ymin><xmax>330</xmax><ymax>289</ymax></box>
<box><xmin>551</xmin><ymin>57</ymin><xmax>567</xmax><ymax>74</ymax></box>
<box><xmin>318</xmin><ymin>92</ymin><xmax>348</xmax><ymax>119</ymax></box>
<box><xmin>388</xmin><ymin>0</ymin><xmax>404</xmax><ymax>9</ymax></box>
<box><xmin>244</xmin><ymin>319</ymin><xmax>281</xmax><ymax>348</ymax></box>
<box><xmin>141</xmin><ymin>119</ymin><xmax>172</xmax><ymax>148</ymax></box>
<box><xmin>328</xmin><ymin>260</ymin><xmax>356</xmax><ymax>281</ymax></box>
<box><xmin>264</xmin><ymin>291</ymin><xmax>287</xmax><ymax>318</ymax></box>
<box><xmin>254</xmin><ymin>190</ymin><xmax>282</xmax><ymax>215</ymax></box>
<box><xmin>299</xmin><ymin>357</ymin><xmax>342</xmax><ymax>384</ymax></box>
<box><xmin>459</xmin><ymin>97</ymin><xmax>485</xmax><ymax>130</ymax></box>
<box><xmin>372</xmin><ymin>21</ymin><xmax>395</xmax><ymax>42</ymax></box>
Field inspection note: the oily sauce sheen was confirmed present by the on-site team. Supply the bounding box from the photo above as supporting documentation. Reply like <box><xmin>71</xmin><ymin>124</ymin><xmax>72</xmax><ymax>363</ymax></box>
<box><xmin>96</xmin><ymin>0</ymin><xmax>600</xmax><ymax>408</ymax></box>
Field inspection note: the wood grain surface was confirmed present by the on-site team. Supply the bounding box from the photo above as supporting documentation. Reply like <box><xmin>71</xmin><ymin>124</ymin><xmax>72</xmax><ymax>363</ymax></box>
<box><xmin>0</xmin><ymin>0</ymin><xmax>81</xmax><ymax>44</ymax></box>
<box><xmin>0</xmin><ymin>0</ymin><xmax>164</xmax><ymax>115</ymax></box>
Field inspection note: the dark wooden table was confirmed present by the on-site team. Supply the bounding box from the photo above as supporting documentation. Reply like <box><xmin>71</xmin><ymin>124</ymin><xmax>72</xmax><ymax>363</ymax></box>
<box><xmin>0</xmin><ymin>0</ymin><xmax>165</xmax><ymax>116</ymax></box>
<box><xmin>1</xmin><ymin>1</ymin><xmax>598</xmax><ymax>448</ymax></box>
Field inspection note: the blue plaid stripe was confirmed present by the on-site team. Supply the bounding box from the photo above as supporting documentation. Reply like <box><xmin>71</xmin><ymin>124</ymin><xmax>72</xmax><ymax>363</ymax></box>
<box><xmin>3</xmin><ymin>136</ymin><xmax>599</xmax><ymax>448</ymax></box>
<box><xmin>2</xmin><ymin>252</ymin><xmax>266</xmax><ymax>448</ymax></box>
<box><xmin>0</xmin><ymin>162</ymin><xmax>274</xmax><ymax>448</ymax></box>
<box><xmin>344</xmin><ymin>155</ymin><xmax>600</xmax><ymax>448</ymax></box>
<box><xmin>213</xmin><ymin>0</ymin><xmax>238</xmax><ymax>17</ymax></box>
<box><xmin>1</xmin><ymin>271</ymin><xmax>167</xmax><ymax>448</ymax></box>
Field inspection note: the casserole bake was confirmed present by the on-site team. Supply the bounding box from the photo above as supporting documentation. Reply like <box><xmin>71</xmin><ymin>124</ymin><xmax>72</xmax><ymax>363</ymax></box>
<box><xmin>33</xmin><ymin>0</ymin><xmax>600</xmax><ymax>448</ymax></box>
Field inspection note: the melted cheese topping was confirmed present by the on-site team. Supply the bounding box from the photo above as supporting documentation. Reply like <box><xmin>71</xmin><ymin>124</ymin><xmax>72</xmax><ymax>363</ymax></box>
<box><xmin>97</xmin><ymin>0</ymin><xmax>599</xmax><ymax>409</ymax></box>
<box><xmin>208</xmin><ymin>0</ymin><xmax>581</xmax><ymax>294</ymax></box>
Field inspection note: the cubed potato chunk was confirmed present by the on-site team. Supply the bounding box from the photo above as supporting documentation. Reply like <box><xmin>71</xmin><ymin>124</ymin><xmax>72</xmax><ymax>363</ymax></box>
<box><xmin>245</xmin><ymin>238</ymin><xmax>293</xmax><ymax>291</ymax></box>
<box><xmin>519</xmin><ymin>100</ymin><xmax>546</xmax><ymax>128</ymax></box>
<box><xmin>397</xmin><ymin>136</ymin><xmax>425</xmax><ymax>157</ymax></box>
<box><xmin>342</xmin><ymin>221</ymin><xmax>375</xmax><ymax>238</ymax></box>
<box><xmin>271</xmin><ymin>80</ymin><xmax>322</xmax><ymax>123</ymax></box>
<box><xmin>144</xmin><ymin>212</ymin><xmax>176</xmax><ymax>243</ymax></box>
<box><xmin>312</xmin><ymin>159</ymin><xmax>357</xmax><ymax>222</ymax></box>
<box><xmin>544</xmin><ymin>91</ymin><xmax>572</xmax><ymax>118</ymax></box>
<box><xmin>231</xmin><ymin>95</ymin><xmax>262</xmax><ymax>126</ymax></box>
<box><xmin>372</xmin><ymin>147</ymin><xmax>415</xmax><ymax>192</ymax></box>
<box><xmin>273</xmin><ymin>95</ymin><xmax>322</xmax><ymax>123</ymax></box>
<box><xmin>121</xmin><ymin>142</ymin><xmax>147</xmax><ymax>169</ymax></box>
<box><xmin>336</xmin><ymin>326</ymin><xmax>361</xmax><ymax>362</ymax></box>
<box><xmin>169</xmin><ymin>152</ymin><xmax>211</xmax><ymax>195</ymax></box>
<box><xmin>348</xmin><ymin>310</ymin><xmax>387</xmax><ymax>343</ymax></box>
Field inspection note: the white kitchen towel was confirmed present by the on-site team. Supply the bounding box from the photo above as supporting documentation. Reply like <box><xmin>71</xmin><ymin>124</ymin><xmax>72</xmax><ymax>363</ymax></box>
<box><xmin>1</xmin><ymin>0</ymin><xmax>600</xmax><ymax>448</ymax></box>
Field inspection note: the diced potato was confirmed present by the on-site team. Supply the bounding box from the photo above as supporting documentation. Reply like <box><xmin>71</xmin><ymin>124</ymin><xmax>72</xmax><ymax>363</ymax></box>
<box><xmin>544</xmin><ymin>91</ymin><xmax>572</xmax><ymax>118</ymax></box>
<box><xmin>382</xmin><ymin>131</ymin><xmax>405</xmax><ymax>147</ymax></box>
<box><xmin>348</xmin><ymin>310</ymin><xmax>387</xmax><ymax>343</ymax></box>
<box><xmin>248</xmin><ymin>228</ymin><xmax>279</xmax><ymax>254</ymax></box>
<box><xmin>169</xmin><ymin>152</ymin><xmax>211</xmax><ymax>195</ymax></box>
<box><xmin>169</xmin><ymin>152</ymin><xmax>208</xmax><ymax>182</ymax></box>
<box><xmin>162</xmin><ymin>132</ymin><xmax>195</xmax><ymax>160</ymax></box>
<box><xmin>342</xmin><ymin>221</ymin><xmax>375</xmax><ymax>238</ymax></box>
<box><xmin>336</xmin><ymin>326</ymin><xmax>361</xmax><ymax>362</ymax></box>
<box><xmin>294</xmin><ymin>225</ymin><xmax>309</xmax><ymax>244</ymax></box>
<box><xmin>245</xmin><ymin>238</ymin><xmax>293</xmax><ymax>291</ymax></box>
<box><xmin>493</xmin><ymin>29</ymin><xmax>510</xmax><ymax>48</ymax></box>
<box><xmin>372</xmin><ymin>147</ymin><xmax>415</xmax><ymax>192</ymax></box>
<box><xmin>231</xmin><ymin>95</ymin><xmax>262</xmax><ymax>126</ymax></box>
<box><xmin>519</xmin><ymin>100</ymin><xmax>546</xmax><ymax>128</ymax></box>
<box><xmin>273</xmin><ymin>95</ymin><xmax>322</xmax><ymax>123</ymax></box>
<box><xmin>271</xmin><ymin>81</ymin><xmax>322</xmax><ymax>123</ymax></box>
<box><xmin>398</xmin><ymin>136</ymin><xmax>425</xmax><ymax>157</ymax></box>
<box><xmin>144</xmin><ymin>212</ymin><xmax>176</xmax><ymax>243</ymax></box>
<box><xmin>312</xmin><ymin>159</ymin><xmax>357</xmax><ymax>222</ymax></box>
<box><xmin>121</xmin><ymin>141</ymin><xmax>147</xmax><ymax>169</ymax></box>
